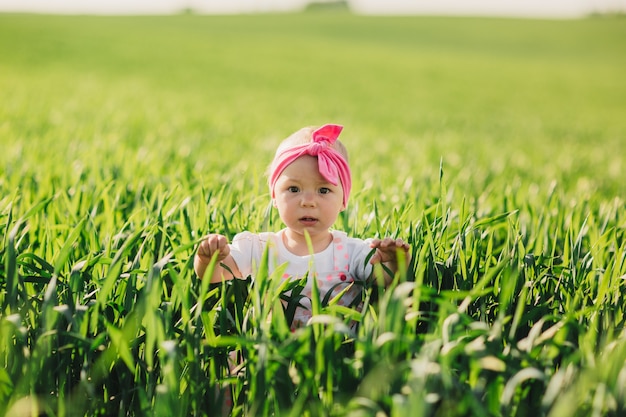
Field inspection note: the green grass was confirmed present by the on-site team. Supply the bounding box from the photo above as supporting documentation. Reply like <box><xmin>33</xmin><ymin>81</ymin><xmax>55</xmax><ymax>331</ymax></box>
<box><xmin>0</xmin><ymin>10</ymin><xmax>625</xmax><ymax>416</ymax></box>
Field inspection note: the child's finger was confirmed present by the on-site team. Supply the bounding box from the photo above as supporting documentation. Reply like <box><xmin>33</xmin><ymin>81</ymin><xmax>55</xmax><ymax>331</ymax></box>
<box><xmin>216</xmin><ymin>235</ymin><xmax>230</xmax><ymax>257</ymax></box>
<box><xmin>369</xmin><ymin>251</ymin><xmax>381</xmax><ymax>264</ymax></box>
<box><xmin>395</xmin><ymin>238</ymin><xmax>410</xmax><ymax>250</ymax></box>
<box><xmin>197</xmin><ymin>238</ymin><xmax>212</xmax><ymax>258</ymax></box>
<box><xmin>198</xmin><ymin>234</ymin><xmax>229</xmax><ymax>259</ymax></box>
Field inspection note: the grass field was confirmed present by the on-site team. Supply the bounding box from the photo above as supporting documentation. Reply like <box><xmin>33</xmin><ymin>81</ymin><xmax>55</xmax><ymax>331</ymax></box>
<box><xmin>1</xmin><ymin>10</ymin><xmax>625</xmax><ymax>416</ymax></box>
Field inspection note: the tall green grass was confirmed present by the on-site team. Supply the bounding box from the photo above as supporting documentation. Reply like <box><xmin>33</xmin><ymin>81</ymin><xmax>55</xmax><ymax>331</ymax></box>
<box><xmin>1</xmin><ymin>11</ymin><xmax>625</xmax><ymax>416</ymax></box>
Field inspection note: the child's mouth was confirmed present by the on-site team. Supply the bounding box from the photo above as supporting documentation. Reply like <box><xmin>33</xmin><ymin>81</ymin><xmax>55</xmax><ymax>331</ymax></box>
<box><xmin>299</xmin><ymin>217</ymin><xmax>318</xmax><ymax>225</ymax></box>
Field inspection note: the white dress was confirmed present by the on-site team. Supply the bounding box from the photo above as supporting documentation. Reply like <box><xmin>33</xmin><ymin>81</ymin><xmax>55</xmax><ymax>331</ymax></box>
<box><xmin>229</xmin><ymin>229</ymin><xmax>374</xmax><ymax>328</ymax></box>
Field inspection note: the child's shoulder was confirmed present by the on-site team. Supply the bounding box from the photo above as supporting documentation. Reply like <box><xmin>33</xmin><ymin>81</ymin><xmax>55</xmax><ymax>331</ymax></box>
<box><xmin>232</xmin><ymin>230</ymin><xmax>280</xmax><ymax>246</ymax></box>
<box><xmin>331</xmin><ymin>230</ymin><xmax>372</xmax><ymax>247</ymax></box>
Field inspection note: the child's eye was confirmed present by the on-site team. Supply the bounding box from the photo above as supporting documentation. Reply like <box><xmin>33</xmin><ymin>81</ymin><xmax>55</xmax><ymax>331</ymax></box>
<box><xmin>288</xmin><ymin>186</ymin><xmax>299</xmax><ymax>193</ymax></box>
<box><xmin>319</xmin><ymin>187</ymin><xmax>331</xmax><ymax>194</ymax></box>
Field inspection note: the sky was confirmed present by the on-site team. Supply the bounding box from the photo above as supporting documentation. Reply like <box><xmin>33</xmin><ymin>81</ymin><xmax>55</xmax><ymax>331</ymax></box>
<box><xmin>0</xmin><ymin>0</ymin><xmax>625</xmax><ymax>17</ymax></box>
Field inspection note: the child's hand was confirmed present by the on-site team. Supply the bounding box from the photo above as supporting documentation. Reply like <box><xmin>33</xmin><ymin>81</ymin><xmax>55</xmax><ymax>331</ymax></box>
<box><xmin>197</xmin><ymin>234</ymin><xmax>230</xmax><ymax>263</ymax></box>
<box><xmin>369</xmin><ymin>238</ymin><xmax>411</xmax><ymax>265</ymax></box>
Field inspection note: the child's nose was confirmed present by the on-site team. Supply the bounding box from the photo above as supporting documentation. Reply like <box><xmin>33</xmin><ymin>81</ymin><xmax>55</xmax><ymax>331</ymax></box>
<box><xmin>300</xmin><ymin>191</ymin><xmax>316</xmax><ymax>207</ymax></box>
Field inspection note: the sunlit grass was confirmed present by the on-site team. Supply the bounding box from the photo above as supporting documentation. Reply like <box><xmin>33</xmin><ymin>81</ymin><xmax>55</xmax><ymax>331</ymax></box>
<box><xmin>0</xmin><ymin>11</ymin><xmax>625</xmax><ymax>416</ymax></box>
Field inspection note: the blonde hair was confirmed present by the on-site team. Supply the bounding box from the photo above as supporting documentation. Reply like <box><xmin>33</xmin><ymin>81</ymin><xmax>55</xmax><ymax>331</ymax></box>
<box><xmin>271</xmin><ymin>126</ymin><xmax>349</xmax><ymax>171</ymax></box>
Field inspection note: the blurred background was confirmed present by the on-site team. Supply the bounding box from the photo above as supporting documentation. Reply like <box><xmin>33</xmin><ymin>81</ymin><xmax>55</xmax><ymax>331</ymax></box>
<box><xmin>1</xmin><ymin>0</ymin><xmax>625</xmax><ymax>17</ymax></box>
<box><xmin>1</xmin><ymin>0</ymin><xmax>624</xmax><ymax>200</ymax></box>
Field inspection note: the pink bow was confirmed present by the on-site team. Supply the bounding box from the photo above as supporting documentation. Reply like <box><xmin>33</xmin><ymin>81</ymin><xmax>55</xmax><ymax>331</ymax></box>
<box><xmin>269</xmin><ymin>124</ymin><xmax>351</xmax><ymax>207</ymax></box>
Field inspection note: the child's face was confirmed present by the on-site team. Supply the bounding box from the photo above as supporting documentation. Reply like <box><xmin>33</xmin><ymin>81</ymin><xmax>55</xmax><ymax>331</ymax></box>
<box><xmin>273</xmin><ymin>155</ymin><xmax>344</xmax><ymax>240</ymax></box>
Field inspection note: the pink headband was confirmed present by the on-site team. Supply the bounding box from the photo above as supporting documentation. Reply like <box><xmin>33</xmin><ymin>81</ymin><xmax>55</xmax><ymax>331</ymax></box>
<box><xmin>269</xmin><ymin>124</ymin><xmax>351</xmax><ymax>207</ymax></box>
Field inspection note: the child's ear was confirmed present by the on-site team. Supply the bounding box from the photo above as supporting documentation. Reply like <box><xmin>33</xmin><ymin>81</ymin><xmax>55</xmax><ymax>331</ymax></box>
<box><xmin>272</xmin><ymin>199</ymin><xmax>278</xmax><ymax>208</ymax></box>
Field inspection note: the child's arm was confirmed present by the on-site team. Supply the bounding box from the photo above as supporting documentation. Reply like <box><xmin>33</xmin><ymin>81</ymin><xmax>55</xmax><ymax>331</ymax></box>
<box><xmin>194</xmin><ymin>234</ymin><xmax>242</xmax><ymax>283</ymax></box>
<box><xmin>369</xmin><ymin>238</ymin><xmax>411</xmax><ymax>286</ymax></box>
